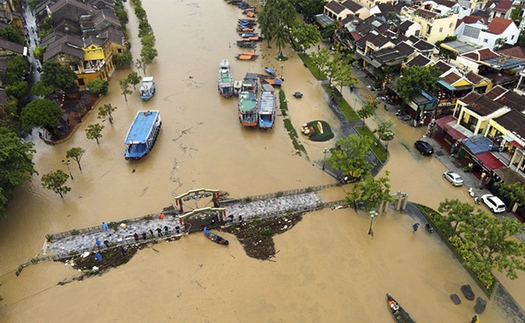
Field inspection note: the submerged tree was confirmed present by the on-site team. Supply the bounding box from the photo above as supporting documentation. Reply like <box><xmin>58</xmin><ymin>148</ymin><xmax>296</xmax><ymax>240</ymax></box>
<box><xmin>347</xmin><ymin>171</ymin><xmax>395</xmax><ymax>212</ymax></box>
<box><xmin>98</xmin><ymin>103</ymin><xmax>118</xmax><ymax>124</ymax></box>
<box><xmin>127</xmin><ymin>72</ymin><xmax>141</xmax><ymax>90</ymax></box>
<box><xmin>41</xmin><ymin>170</ymin><xmax>71</xmax><ymax>198</ymax></box>
<box><xmin>119</xmin><ymin>78</ymin><xmax>133</xmax><ymax>102</ymax></box>
<box><xmin>85</xmin><ymin>123</ymin><xmax>104</xmax><ymax>144</ymax></box>
<box><xmin>66</xmin><ymin>147</ymin><xmax>85</xmax><ymax>171</ymax></box>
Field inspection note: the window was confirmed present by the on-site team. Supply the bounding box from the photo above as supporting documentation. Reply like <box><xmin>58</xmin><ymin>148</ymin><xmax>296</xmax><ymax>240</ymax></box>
<box><xmin>439</xmin><ymin>27</ymin><xmax>443</xmax><ymax>32</ymax></box>
<box><xmin>426</xmin><ymin>25</ymin><xmax>432</xmax><ymax>35</ymax></box>
<box><xmin>483</xmin><ymin>38</ymin><xmax>488</xmax><ymax>43</ymax></box>
<box><xmin>449</xmin><ymin>23</ymin><xmax>453</xmax><ymax>28</ymax></box>
<box><xmin>511</xmin><ymin>35</ymin><xmax>515</xmax><ymax>40</ymax></box>
<box><xmin>77</xmin><ymin>78</ymin><xmax>85</xmax><ymax>86</ymax></box>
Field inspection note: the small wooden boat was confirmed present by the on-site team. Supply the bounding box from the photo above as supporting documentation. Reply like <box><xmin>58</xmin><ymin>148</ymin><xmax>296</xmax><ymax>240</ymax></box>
<box><xmin>236</xmin><ymin>53</ymin><xmax>258</xmax><ymax>61</ymax></box>
<box><xmin>386</xmin><ymin>294</ymin><xmax>415</xmax><ymax>323</ymax></box>
<box><xmin>237</xmin><ymin>40</ymin><xmax>256</xmax><ymax>48</ymax></box>
<box><xmin>203</xmin><ymin>227</ymin><xmax>229</xmax><ymax>245</ymax></box>
<box><xmin>236</xmin><ymin>27</ymin><xmax>254</xmax><ymax>32</ymax></box>
<box><xmin>240</xmin><ymin>33</ymin><xmax>259</xmax><ymax>38</ymax></box>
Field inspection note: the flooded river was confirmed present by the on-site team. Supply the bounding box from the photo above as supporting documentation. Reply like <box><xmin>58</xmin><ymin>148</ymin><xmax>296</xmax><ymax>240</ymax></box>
<box><xmin>0</xmin><ymin>0</ymin><xmax>523</xmax><ymax>321</ymax></box>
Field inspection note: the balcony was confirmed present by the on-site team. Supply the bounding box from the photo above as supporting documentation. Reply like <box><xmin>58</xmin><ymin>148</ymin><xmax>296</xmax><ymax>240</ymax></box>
<box><xmin>83</xmin><ymin>59</ymin><xmax>105</xmax><ymax>74</ymax></box>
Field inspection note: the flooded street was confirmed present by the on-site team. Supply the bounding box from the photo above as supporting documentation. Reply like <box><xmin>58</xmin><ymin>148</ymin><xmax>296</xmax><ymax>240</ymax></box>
<box><xmin>0</xmin><ymin>0</ymin><xmax>523</xmax><ymax>321</ymax></box>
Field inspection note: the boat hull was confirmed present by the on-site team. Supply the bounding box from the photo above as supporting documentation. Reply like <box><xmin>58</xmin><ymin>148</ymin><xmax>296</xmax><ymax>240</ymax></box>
<box><xmin>203</xmin><ymin>227</ymin><xmax>229</xmax><ymax>246</ymax></box>
<box><xmin>124</xmin><ymin>110</ymin><xmax>162</xmax><ymax>160</ymax></box>
<box><xmin>386</xmin><ymin>294</ymin><xmax>415</xmax><ymax>323</ymax></box>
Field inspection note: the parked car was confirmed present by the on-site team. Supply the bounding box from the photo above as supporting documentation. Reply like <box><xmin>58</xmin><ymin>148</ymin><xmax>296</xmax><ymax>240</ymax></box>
<box><xmin>480</xmin><ymin>194</ymin><xmax>506</xmax><ymax>213</ymax></box>
<box><xmin>443</xmin><ymin>171</ymin><xmax>464</xmax><ymax>186</ymax></box>
<box><xmin>414</xmin><ymin>140</ymin><xmax>434</xmax><ymax>155</ymax></box>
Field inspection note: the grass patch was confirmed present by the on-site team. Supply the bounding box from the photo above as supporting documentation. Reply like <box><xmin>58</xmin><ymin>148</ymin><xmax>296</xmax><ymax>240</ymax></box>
<box><xmin>304</xmin><ymin>120</ymin><xmax>334</xmax><ymax>141</ymax></box>
<box><xmin>280</xmin><ymin>90</ymin><xmax>307</xmax><ymax>157</ymax></box>
<box><xmin>355</xmin><ymin>126</ymin><xmax>388</xmax><ymax>163</ymax></box>
<box><xmin>298</xmin><ymin>53</ymin><xmax>322</xmax><ymax>80</ymax></box>
<box><xmin>322</xmin><ymin>84</ymin><xmax>360</xmax><ymax>122</ymax></box>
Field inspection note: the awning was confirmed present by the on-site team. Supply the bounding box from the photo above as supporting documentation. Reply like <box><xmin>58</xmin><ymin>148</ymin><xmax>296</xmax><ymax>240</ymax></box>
<box><xmin>438</xmin><ymin>80</ymin><xmax>455</xmax><ymax>91</ymax></box>
<box><xmin>510</xmin><ymin>140</ymin><xmax>523</xmax><ymax>149</ymax></box>
<box><xmin>435</xmin><ymin>115</ymin><xmax>467</xmax><ymax>140</ymax></box>
<box><xmin>474</xmin><ymin>152</ymin><xmax>505</xmax><ymax>170</ymax></box>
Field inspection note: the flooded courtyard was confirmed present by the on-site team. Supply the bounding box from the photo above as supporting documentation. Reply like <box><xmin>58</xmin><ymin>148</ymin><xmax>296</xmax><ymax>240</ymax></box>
<box><xmin>0</xmin><ymin>0</ymin><xmax>523</xmax><ymax>322</ymax></box>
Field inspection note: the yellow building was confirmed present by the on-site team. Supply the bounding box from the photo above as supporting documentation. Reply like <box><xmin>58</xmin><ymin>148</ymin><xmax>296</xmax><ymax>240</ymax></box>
<box><xmin>400</xmin><ymin>6</ymin><xmax>459</xmax><ymax>44</ymax></box>
<box><xmin>42</xmin><ymin>28</ymin><xmax>126</xmax><ymax>88</ymax></box>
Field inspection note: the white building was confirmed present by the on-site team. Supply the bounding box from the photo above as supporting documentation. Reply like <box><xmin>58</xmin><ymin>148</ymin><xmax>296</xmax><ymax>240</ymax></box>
<box><xmin>454</xmin><ymin>17</ymin><xmax>519</xmax><ymax>51</ymax></box>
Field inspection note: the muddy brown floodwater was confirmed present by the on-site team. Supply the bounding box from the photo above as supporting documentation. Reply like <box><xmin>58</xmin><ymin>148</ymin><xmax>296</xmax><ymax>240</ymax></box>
<box><xmin>0</xmin><ymin>0</ymin><xmax>523</xmax><ymax>322</ymax></box>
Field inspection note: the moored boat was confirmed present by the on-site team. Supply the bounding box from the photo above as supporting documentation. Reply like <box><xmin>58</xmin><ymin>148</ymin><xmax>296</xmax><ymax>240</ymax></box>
<box><xmin>124</xmin><ymin>110</ymin><xmax>162</xmax><ymax>160</ymax></box>
<box><xmin>203</xmin><ymin>227</ymin><xmax>229</xmax><ymax>245</ymax></box>
<box><xmin>386</xmin><ymin>294</ymin><xmax>415</xmax><ymax>323</ymax></box>
<box><xmin>236</xmin><ymin>52</ymin><xmax>258</xmax><ymax>60</ymax></box>
<box><xmin>258</xmin><ymin>83</ymin><xmax>276</xmax><ymax>130</ymax></box>
<box><xmin>139</xmin><ymin>76</ymin><xmax>155</xmax><ymax>100</ymax></box>
<box><xmin>238</xmin><ymin>73</ymin><xmax>258</xmax><ymax>127</ymax></box>
<box><xmin>237</xmin><ymin>40</ymin><xmax>256</xmax><ymax>48</ymax></box>
<box><xmin>218</xmin><ymin>59</ymin><xmax>234</xmax><ymax>97</ymax></box>
<box><xmin>264</xmin><ymin>67</ymin><xmax>275</xmax><ymax>76</ymax></box>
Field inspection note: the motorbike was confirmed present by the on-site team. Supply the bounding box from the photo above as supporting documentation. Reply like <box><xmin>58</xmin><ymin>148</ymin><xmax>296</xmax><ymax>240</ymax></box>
<box><xmin>425</xmin><ymin>223</ymin><xmax>434</xmax><ymax>233</ymax></box>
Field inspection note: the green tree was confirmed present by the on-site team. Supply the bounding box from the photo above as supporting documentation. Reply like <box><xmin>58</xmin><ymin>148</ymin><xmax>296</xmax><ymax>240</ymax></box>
<box><xmin>114</xmin><ymin>51</ymin><xmax>133</xmax><ymax>69</ymax></box>
<box><xmin>119</xmin><ymin>78</ymin><xmax>133</xmax><ymax>102</ymax></box>
<box><xmin>31</xmin><ymin>80</ymin><xmax>55</xmax><ymax>97</ymax></box>
<box><xmin>127</xmin><ymin>71</ymin><xmax>141</xmax><ymax>90</ymax></box>
<box><xmin>309</xmin><ymin>47</ymin><xmax>331</xmax><ymax>79</ymax></box>
<box><xmin>396</xmin><ymin>65</ymin><xmax>441</xmax><ymax>105</ymax></box>
<box><xmin>373</xmin><ymin>117</ymin><xmax>394</xmax><ymax>150</ymax></box>
<box><xmin>0</xmin><ymin>127</ymin><xmax>37</xmax><ymax>217</ymax></box>
<box><xmin>257</xmin><ymin>4</ymin><xmax>277</xmax><ymax>47</ymax></box>
<box><xmin>499</xmin><ymin>182</ymin><xmax>525</xmax><ymax>212</ymax></box>
<box><xmin>140</xmin><ymin>46</ymin><xmax>158</xmax><ymax>66</ymax></box>
<box><xmin>511</xmin><ymin>7</ymin><xmax>523</xmax><ymax>25</ymax></box>
<box><xmin>7</xmin><ymin>56</ymin><xmax>29</xmax><ymax>78</ymax></box>
<box><xmin>98</xmin><ymin>103</ymin><xmax>117</xmax><ymax>124</ymax></box>
<box><xmin>321</xmin><ymin>24</ymin><xmax>337</xmax><ymax>39</ymax></box>
<box><xmin>85</xmin><ymin>123</ymin><xmax>104</xmax><ymax>144</ymax></box>
<box><xmin>0</xmin><ymin>25</ymin><xmax>26</xmax><ymax>45</ymax></box>
<box><xmin>329</xmin><ymin>48</ymin><xmax>356</xmax><ymax>91</ymax></box>
<box><xmin>300</xmin><ymin>0</ymin><xmax>326</xmax><ymax>20</ymax></box>
<box><xmin>87</xmin><ymin>79</ymin><xmax>109</xmax><ymax>95</ymax></box>
<box><xmin>347</xmin><ymin>171</ymin><xmax>395</xmax><ymax>211</ymax></box>
<box><xmin>0</xmin><ymin>99</ymin><xmax>19</xmax><ymax>132</ymax></box>
<box><xmin>357</xmin><ymin>100</ymin><xmax>377</xmax><ymax>128</ymax></box>
<box><xmin>33</xmin><ymin>46</ymin><xmax>46</xmax><ymax>63</ymax></box>
<box><xmin>41</xmin><ymin>170</ymin><xmax>71</xmax><ymax>198</ymax></box>
<box><xmin>437</xmin><ymin>198</ymin><xmax>479</xmax><ymax>237</ymax></box>
<box><xmin>65</xmin><ymin>147</ymin><xmax>85</xmax><ymax>171</ymax></box>
<box><xmin>327</xmin><ymin>134</ymin><xmax>373</xmax><ymax>180</ymax></box>
<box><xmin>41</xmin><ymin>61</ymin><xmax>77</xmax><ymax>90</ymax></box>
<box><xmin>289</xmin><ymin>20</ymin><xmax>321</xmax><ymax>52</ymax></box>
<box><xmin>115</xmin><ymin>8</ymin><xmax>129</xmax><ymax>25</ymax></box>
<box><xmin>20</xmin><ymin>99</ymin><xmax>63</xmax><ymax>134</ymax></box>
<box><xmin>6</xmin><ymin>81</ymin><xmax>28</xmax><ymax>99</ymax></box>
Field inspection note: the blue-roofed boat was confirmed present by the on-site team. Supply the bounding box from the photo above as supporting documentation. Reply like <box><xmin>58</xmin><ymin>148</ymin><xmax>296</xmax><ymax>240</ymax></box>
<box><xmin>139</xmin><ymin>77</ymin><xmax>155</xmax><ymax>100</ymax></box>
<box><xmin>264</xmin><ymin>67</ymin><xmax>275</xmax><ymax>76</ymax></box>
<box><xmin>238</xmin><ymin>73</ymin><xmax>258</xmax><ymax>127</ymax></box>
<box><xmin>258</xmin><ymin>84</ymin><xmax>276</xmax><ymax>129</ymax></box>
<box><xmin>218</xmin><ymin>59</ymin><xmax>234</xmax><ymax>97</ymax></box>
<box><xmin>124</xmin><ymin>110</ymin><xmax>162</xmax><ymax>160</ymax></box>
<box><xmin>203</xmin><ymin>227</ymin><xmax>229</xmax><ymax>246</ymax></box>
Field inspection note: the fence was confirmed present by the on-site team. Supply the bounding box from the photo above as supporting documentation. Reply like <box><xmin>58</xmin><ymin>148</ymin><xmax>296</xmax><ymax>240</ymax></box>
<box><xmin>219</xmin><ymin>183</ymin><xmax>341</xmax><ymax>206</ymax></box>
